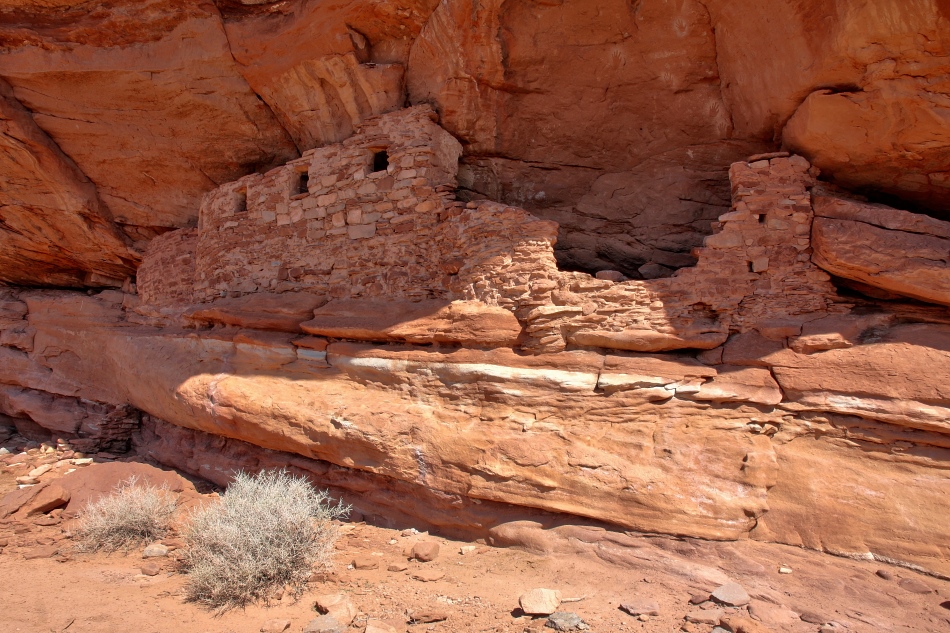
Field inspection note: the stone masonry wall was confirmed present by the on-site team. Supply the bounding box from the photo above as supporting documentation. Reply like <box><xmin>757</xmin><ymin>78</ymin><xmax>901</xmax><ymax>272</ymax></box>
<box><xmin>137</xmin><ymin>228</ymin><xmax>197</xmax><ymax>307</ymax></box>
<box><xmin>137</xmin><ymin>109</ymin><xmax>842</xmax><ymax>357</ymax></box>
<box><xmin>193</xmin><ymin>105</ymin><xmax>464</xmax><ymax>302</ymax></box>
<box><xmin>458</xmin><ymin>155</ymin><xmax>842</xmax><ymax>352</ymax></box>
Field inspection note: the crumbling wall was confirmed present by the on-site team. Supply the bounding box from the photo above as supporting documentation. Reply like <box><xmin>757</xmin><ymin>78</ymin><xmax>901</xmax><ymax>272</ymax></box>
<box><xmin>459</xmin><ymin>155</ymin><xmax>842</xmax><ymax>352</ymax></box>
<box><xmin>137</xmin><ymin>112</ymin><xmax>840</xmax><ymax>357</ymax></box>
<box><xmin>137</xmin><ymin>228</ymin><xmax>197</xmax><ymax>307</ymax></box>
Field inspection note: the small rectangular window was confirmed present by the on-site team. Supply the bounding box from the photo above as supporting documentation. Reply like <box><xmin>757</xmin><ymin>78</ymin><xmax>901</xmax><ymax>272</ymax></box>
<box><xmin>297</xmin><ymin>172</ymin><xmax>310</xmax><ymax>195</ymax></box>
<box><xmin>372</xmin><ymin>150</ymin><xmax>389</xmax><ymax>173</ymax></box>
<box><xmin>234</xmin><ymin>191</ymin><xmax>247</xmax><ymax>213</ymax></box>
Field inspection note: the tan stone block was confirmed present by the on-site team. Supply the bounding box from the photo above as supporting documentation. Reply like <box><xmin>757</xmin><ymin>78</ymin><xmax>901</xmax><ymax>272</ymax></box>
<box><xmin>347</xmin><ymin>224</ymin><xmax>376</xmax><ymax>239</ymax></box>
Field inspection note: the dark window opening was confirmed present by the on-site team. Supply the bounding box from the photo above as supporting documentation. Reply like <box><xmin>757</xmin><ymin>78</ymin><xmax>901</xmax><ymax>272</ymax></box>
<box><xmin>758</xmin><ymin>213</ymin><xmax>766</xmax><ymax>223</ymax></box>
<box><xmin>235</xmin><ymin>191</ymin><xmax>247</xmax><ymax>213</ymax></box>
<box><xmin>297</xmin><ymin>172</ymin><xmax>310</xmax><ymax>195</ymax></box>
<box><xmin>372</xmin><ymin>150</ymin><xmax>390</xmax><ymax>173</ymax></box>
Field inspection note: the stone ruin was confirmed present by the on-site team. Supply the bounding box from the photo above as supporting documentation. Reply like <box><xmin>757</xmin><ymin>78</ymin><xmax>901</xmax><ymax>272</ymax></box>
<box><xmin>2</xmin><ymin>106</ymin><xmax>949</xmax><ymax>576</ymax></box>
<box><xmin>138</xmin><ymin>105</ymin><xmax>841</xmax><ymax>356</ymax></box>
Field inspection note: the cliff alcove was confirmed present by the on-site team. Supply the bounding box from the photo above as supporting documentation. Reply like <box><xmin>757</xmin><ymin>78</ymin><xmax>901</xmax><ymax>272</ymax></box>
<box><xmin>1</xmin><ymin>1</ymin><xmax>949</xmax><ymax>631</ymax></box>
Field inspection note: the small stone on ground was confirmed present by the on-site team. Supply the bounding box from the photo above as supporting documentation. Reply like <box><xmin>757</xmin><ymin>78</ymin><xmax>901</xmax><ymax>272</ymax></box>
<box><xmin>546</xmin><ymin>612</ymin><xmax>589</xmax><ymax>631</ymax></box>
<box><xmin>142</xmin><ymin>543</ymin><xmax>169</xmax><ymax>558</ymax></box>
<box><xmin>519</xmin><ymin>588</ymin><xmax>562</xmax><ymax>615</ymax></box>
<box><xmin>411</xmin><ymin>540</ymin><xmax>440</xmax><ymax>562</ymax></box>
<box><xmin>302</xmin><ymin>615</ymin><xmax>343</xmax><ymax>633</ymax></box>
<box><xmin>260</xmin><ymin>619</ymin><xmax>291</xmax><ymax>633</ymax></box>
<box><xmin>619</xmin><ymin>598</ymin><xmax>660</xmax><ymax>616</ymax></box>
<box><xmin>411</xmin><ymin>569</ymin><xmax>445</xmax><ymax>582</ymax></box>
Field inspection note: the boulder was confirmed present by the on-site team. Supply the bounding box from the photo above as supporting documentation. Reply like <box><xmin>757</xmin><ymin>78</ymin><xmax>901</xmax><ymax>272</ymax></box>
<box><xmin>56</xmin><ymin>462</ymin><xmax>200</xmax><ymax>513</ymax></box>
<box><xmin>0</xmin><ymin>483</ymin><xmax>50</xmax><ymax>519</ymax></box>
<box><xmin>410</xmin><ymin>540</ymin><xmax>440</xmax><ymax>562</ymax></box>
<box><xmin>14</xmin><ymin>483</ymin><xmax>70</xmax><ymax>518</ymax></box>
<box><xmin>784</xmin><ymin>84</ymin><xmax>950</xmax><ymax>215</ymax></box>
<box><xmin>811</xmin><ymin>196</ymin><xmax>950</xmax><ymax>307</ymax></box>
<box><xmin>142</xmin><ymin>543</ymin><xmax>169</xmax><ymax>558</ymax></box>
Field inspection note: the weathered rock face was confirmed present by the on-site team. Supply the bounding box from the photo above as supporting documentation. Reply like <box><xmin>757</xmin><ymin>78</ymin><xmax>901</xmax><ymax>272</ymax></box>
<box><xmin>1</xmin><ymin>0</ymin><xmax>946</xmax><ymax>283</ymax></box>
<box><xmin>1</xmin><ymin>0</ymin><xmax>949</xmax><ymax>583</ymax></box>
<box><xmin>0</xmin><ymin>0</ymin><xmax>299</xmax><ymax>233</ymax></box>
<box><xmin>1</xmin><ymin>117</ymin><xmax>949</xmax><ymax>577</ymax></box>
<box><xmin>0</xmin><ymin>79</ymin><xmax>138</xmax><ymax>287</ymax></box>
<box><xmin>811</xmin><ymin>195</ymin><xmax>950</xmax><ymax>307</ymax></box>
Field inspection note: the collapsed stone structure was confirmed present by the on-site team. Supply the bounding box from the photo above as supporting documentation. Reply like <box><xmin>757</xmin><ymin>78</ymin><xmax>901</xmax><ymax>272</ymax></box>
<box><xmin>1</xmin><ymin>107</ymin><xmax>949</xmax><ymax>578</ymax></box>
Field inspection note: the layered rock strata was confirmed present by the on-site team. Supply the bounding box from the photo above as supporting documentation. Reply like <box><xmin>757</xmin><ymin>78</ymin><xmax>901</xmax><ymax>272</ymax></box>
<box><xmin>1</xmin><ymin>108</ymin><xmax>948</xmax><ymax>577</ymax></box>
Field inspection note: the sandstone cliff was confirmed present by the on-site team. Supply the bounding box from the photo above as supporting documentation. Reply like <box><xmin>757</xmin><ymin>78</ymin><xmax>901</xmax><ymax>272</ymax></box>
<box><xmin>0</xmin><ymin>0</ymin><xmax>948</xmax><ymax>580</ymax></box>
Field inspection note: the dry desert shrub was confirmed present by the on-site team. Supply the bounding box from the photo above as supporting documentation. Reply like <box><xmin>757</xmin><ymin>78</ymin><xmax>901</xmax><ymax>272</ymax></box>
<box><xmin>181</xmin><ymin>469</ymin><xmax>349</xmax><ymax>610</ymax></box>
<box><xmin>74</xmin><ymin>476</ymin><xmax>177</xmax><ymax>552</ymax></box>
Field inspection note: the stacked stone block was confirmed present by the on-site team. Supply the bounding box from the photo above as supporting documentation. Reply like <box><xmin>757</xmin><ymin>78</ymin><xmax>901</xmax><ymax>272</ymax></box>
<box><xmin>135</xmin><ymin>107</ymin><xmax>842</xmax><ymax>356</ymax></box>
<box><xmin>192</xmin><ymin>105</ymin><xmax>464</xmax><ymax>302</ymax></box>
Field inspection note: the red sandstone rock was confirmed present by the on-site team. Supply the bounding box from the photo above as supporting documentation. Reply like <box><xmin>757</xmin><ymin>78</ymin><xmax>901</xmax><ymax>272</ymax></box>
<box><xmin>784</xmin><ymin>83</ymin><xmax>950</xmax><ymax>215</ymax></box>
<box><xmin>0</xmin><ymin>1</ymin><xmax>297</xmax><ymax>234</ymax></box>
<box><xmin>56</xmin><ymin>462</ymin><xmax>200</xmax><ymax>513</ymax></box>
<box><xmin>569</xmin><ymin>328</ymin><xmax>728</xmax><ymax>353</ymax></box>
<box><xmin>14</xmin><ymin>483</ymin><xmax>70</xmax><ymax>518</ymax></box>
<box><xmin>811</xmin><ymin>197</ymin><xmax>950</xmax><ymax>307</ymax></box>
<box><xmin>302</xmin><ymin>300</ymin><xmax>522</xmax><ymax>348</ymax></box>
<box><xmin>185</xmin><ymin>293</ymin><xmax>328</xmax><ymax>332</ymax></box>
<box><xmin>771</xmin><ymin>323</ymin><xmax>950</xmax><ymax>434</ymax></box>
<box><xmin>0</xmin><ymin>79</ymin><xmax>137</xmax><ymax>287</ymax></box>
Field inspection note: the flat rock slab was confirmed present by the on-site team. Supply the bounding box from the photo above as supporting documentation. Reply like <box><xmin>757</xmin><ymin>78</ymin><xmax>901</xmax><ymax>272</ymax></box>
<box><xmin>302</xmin><ymin>299</ymin><xmax>522</xmax><ymax>347</ymax></box>
<box><xmin>185</xmin><ymin>293</ymin><xmax>327</xmax><ymax>332</ymax></box>
<box><xmin>411</xmin><ymin>569</ymin><xmax>445</xmax><ymax>582</ymax></box>
<box><xmin>620</xmin><ymin>598</ymin><xmax>660</xmax><ymax>616</ymax></box>
<box><xmin>569</xmin><ymin>328</ymin><xmax>727</xmax><ymax>352</ymax></box>
<box><xmin>23</xmin><ymin>544</ymin><xmax>60</xmax><ymax>560</ymax></box>
<box><xmin>812</xmin><ymin>196</ymin><xmax>950</xmax><ymax>307</ymax></box>
<box><xmin>712</xmin><ymin>582</ymin><xmax>751</xmax><ymax>606</ymax></box>
<box><xmin>303</xmin><ymin>615</ymin><xmax>344</xmax><ymax>633</ymax></box>
<box><xmin>898</xmin><ymin>578</ymin><xmax>934</xmax><ymax>594</ymax></box>
<box><xmin>686</xmin><ymin>608</ymin><xmax>724</xmax><ymax>625</ymax></box>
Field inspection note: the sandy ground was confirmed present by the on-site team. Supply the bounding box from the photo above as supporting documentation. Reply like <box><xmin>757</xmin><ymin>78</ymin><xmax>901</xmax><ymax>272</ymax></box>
<box><xmin>2</xmin><ymin>443</ymin><xmax>949</xmax><ymax>633</ymax></box>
